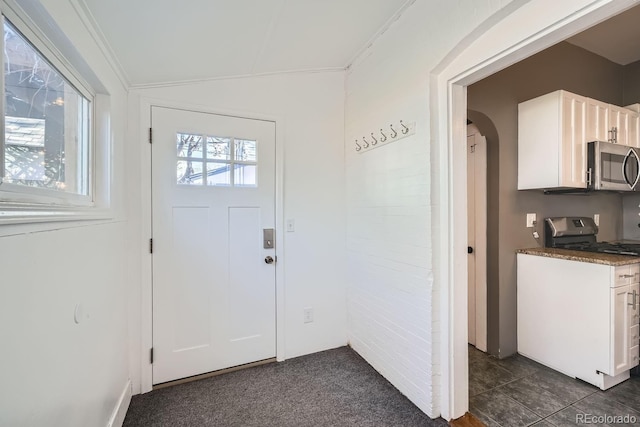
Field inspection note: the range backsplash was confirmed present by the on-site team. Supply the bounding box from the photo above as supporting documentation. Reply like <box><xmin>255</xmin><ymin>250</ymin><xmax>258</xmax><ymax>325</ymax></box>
<box><xmin>623</xmin><ymin>194</ymin><xmax>640</xmax><ymax>240</ymax></box>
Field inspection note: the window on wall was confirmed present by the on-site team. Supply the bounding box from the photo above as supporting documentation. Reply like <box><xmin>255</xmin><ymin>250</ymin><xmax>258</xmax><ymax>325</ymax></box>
<box><xmin>0</xmin><ymin>14</ymin><xmax>94</xmax><ymax>208</ymax></box>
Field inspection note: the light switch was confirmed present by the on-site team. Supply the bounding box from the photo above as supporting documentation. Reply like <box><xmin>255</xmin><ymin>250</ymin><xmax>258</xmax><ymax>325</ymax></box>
<box><xmin>526</xmin><ymin>213</ymin><xmax>536</xmax><ymax>228</ymax></box>
<box><xmin>286</xmin><ymin>219</ymin><xmax>295</xmax><ymax>232</ymax></box>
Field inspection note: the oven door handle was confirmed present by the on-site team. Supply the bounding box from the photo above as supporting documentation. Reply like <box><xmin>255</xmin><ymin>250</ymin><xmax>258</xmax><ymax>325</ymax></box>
<box><xmin>622</xmin><ymin>149</ymin><xmax>640</xmax><ymax>190</ymax></box>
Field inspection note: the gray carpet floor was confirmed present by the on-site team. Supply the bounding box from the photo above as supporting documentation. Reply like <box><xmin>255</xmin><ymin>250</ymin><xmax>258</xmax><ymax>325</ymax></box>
<box><xmin>124</xmin><ymin>346</ymin><xmax>448</xmax><ymax>427</ymax></box>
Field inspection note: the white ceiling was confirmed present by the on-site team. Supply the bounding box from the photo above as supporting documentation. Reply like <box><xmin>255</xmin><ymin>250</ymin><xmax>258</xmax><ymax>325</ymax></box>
<box><xmin>79</xmin><ymin>0</ymin><xmax>410</xmax><ymax>86</ymax></box>
<box><xmin>566</xmin><ymin>4</ymin><xmax>640</xmax><ymax>65</ymax></box>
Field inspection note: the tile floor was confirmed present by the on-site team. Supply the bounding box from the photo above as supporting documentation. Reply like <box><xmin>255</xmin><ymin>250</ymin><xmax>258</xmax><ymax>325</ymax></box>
<box><xmin>468</xmin><ymin>345</ymin><xmax>640</xmax><ymax>426</ymax></box>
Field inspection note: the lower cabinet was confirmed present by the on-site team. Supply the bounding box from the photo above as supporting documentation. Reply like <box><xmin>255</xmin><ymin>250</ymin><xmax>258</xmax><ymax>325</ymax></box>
<box><xmin>517</xmin><ymin>254</ymin><xmax>640</xmax><ymax>390</ymax></box>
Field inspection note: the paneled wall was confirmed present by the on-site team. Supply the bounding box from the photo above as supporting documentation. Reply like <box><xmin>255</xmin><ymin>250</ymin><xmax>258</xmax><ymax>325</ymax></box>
<box><xmin>344</xmin><ymin>0</ymin><xmax>515</xmax><ymax>416</ymax></box>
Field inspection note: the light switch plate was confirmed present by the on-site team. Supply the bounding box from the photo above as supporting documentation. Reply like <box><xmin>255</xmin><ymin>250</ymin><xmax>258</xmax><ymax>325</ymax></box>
<box><xmin>286</xmin><ymin>219</ymin><xmax>295</xmax><ymax>232</ymax></box>
<box><xmin>526</xmin><ymin>213</ymin><xmax>536</xmax><ymax>228</ymax></box>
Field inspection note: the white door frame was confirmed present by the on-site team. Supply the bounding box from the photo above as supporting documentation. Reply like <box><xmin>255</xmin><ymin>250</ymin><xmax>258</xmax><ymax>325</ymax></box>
<box><xmin>433</xmin><ymin>0</ymin><xmax>638</xmax><ymax>420</ymax></box>
<box><xmin>137</xmin><ymin>96</ymin><xmax>286</xmax><ymax>393</ymax></box>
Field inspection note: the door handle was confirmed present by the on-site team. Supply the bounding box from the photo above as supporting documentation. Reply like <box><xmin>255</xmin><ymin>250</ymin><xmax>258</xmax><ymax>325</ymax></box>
<box><xmin>265</xmin><ymin>256</ymin><xmax>275</xmax><ymax>264</ymax></box>
<box><xmin>468</xmin><ymin>246</ymin><xmax>474</xmax><ymax>254</ymax></box>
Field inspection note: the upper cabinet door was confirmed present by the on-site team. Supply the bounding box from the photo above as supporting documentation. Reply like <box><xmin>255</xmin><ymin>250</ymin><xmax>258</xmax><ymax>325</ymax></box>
<box><xmin>586</xmin><ymin>98</ymin><xmax>609</xmax><ymax>143</ymax></box>
<box><xmin>611</xmin><ymin>106</ymin><xmax>640</xmax><ymax>147</ymax></box>
<box><xmin>517</xmin><ymin>90</ymin><xmax>588</xmax><ymax>190</ymax></box>
<box><xmin>561</xmin><ymin>93</ymin><xmax>588</xmax><ymax>188</ymax></box>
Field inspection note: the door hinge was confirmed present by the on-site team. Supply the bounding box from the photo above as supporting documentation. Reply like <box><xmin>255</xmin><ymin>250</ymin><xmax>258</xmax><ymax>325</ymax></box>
<box><xmin>150</xmin><ymin>348</ymin><xmax>154</xmax><ymax>364</ymax></box>
<box><xmin>149</xmin><ymin>238</ymin><xmax>153</xmax><ymax>254</ymax></box>
<box><xmin>149</xmin><ymin>127</ymin><xmax>153</xmax><ymax>144</ymax></box>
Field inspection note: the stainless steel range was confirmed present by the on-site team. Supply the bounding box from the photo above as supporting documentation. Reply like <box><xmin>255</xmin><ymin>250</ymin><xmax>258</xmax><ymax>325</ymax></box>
<box><xmin>544</xmin><ymin>216</ymin><xmax>640</xmax><ymax>256</ymax></box>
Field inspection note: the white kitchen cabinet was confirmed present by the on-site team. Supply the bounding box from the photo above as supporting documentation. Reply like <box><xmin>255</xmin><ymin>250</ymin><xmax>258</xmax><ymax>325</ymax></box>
<box><xmin>517</xmin><ymin>254</ymin><xmax>640</xmax><ymax>390</ymax></box>
<box><xmin>519</xmin><ymin>91</ymin><xmax>640</xmax><ymax>190</ymax></box>
<box><xmin>610</xmin><ymin>106</ymin><xmax>640</xmax><ymax>147</ymax></box>
<box><xmin>518</xmin><ymin>90</ymin><xmax>588</xmax><ymax>190</ymax></box>
<box><xmin>583</xmin><ymin>99</ymin><xmax>639</xmax><ymax>147</ymax></box>
<box><xmin>586</xmin><ymin>98</ymin><xmax>609</xmax><ymax>143</ymax></box>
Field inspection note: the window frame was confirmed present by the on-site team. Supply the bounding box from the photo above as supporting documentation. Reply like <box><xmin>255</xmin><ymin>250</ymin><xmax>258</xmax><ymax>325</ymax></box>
<box><xmin>0</xmin><ymin>1</ymin><xmax>100</xmax><ymax>220</ymax></box>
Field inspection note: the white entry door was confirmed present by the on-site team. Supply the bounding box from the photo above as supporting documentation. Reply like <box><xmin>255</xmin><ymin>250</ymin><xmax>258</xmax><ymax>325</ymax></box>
<box><xmin>467</xmin><ymin>125</ymin><xmax>487</xmax><ymax>352</ymax></box>
<box><xmin>151</xmin><ymin>106</ymin><xmax>277</xmax><ymax>385</ymax></box>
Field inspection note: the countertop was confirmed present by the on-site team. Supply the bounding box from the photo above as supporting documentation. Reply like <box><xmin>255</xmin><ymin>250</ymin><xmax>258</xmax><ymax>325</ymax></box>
<box><xmin>517</xmin><ymin>247</ymin><xmax>640</xmax><ymax>266</ymax></box>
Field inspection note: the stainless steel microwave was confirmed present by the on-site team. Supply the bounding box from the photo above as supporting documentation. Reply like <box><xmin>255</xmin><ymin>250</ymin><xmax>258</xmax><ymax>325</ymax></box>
<box><xmin>587</xmin><ymin>140</ymin><xmax>640</xmax><ymax>191</ymax></box>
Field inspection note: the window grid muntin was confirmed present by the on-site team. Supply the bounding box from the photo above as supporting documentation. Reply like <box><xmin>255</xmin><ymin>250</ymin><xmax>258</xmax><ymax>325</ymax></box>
<box><xmin>176</xmin><ymin>132</ymin><xmax>257</xmax><ymax>187</ymax></box>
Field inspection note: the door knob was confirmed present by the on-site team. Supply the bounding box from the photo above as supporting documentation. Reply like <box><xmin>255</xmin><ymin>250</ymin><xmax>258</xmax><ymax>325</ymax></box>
<box><xmin>265</xmin><ymin>256</ymin><xmax>275</xmax><ymax>264</ymax></box>
<box><xmin>468</xmin><ymin>246</ymin><xmax>474</xmax><ymax>254</ymax></box>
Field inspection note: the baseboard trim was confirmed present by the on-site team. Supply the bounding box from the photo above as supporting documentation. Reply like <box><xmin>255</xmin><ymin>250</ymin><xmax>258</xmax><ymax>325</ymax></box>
<box><xmin>107</xmin><ymin>379</ymin><xmax>132</xmax><ymax>427</ymax></box>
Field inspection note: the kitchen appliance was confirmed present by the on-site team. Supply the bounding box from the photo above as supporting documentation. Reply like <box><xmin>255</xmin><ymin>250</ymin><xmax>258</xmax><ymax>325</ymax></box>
<box><xmin>587</xmin><ymin>140</ymin><xmax>640</xmax><ymax>191</ymax></box>
<box><xmin>545</xmin><ymin>216</ymin><xmax>640</xmax><ymax>255</ymax></box>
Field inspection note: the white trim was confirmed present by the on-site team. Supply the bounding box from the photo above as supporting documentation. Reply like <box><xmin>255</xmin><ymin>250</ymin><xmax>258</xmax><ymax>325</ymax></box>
<box><xmin>137</xmin><ymin>95</ymin><xmax>286</xmax><ymax>392</ymax></box>
<box><xmin>433</xmin><ymin>0</ymin><xmax>639</xmax><ymax>420</ymax></box>
<box><xmin>106</xmin><ymin>379</ymin><xmax>132</xmax><ymax>427</ymax></box>
<box><xmin>129</xmin><ymin>68</ymin><xmax>345</xmax><ymax>90</ymax></box>
<box><xmin>68</xmin><ymin>0</ymin><xmax>131</xmax><ymax>89</ymax></box>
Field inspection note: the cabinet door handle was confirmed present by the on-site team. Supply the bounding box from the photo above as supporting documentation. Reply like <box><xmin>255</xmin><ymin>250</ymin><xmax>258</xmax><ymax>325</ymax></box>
<box><xmin>629</xmin><ymin>289</ymin><xmax>638</xmax><ymax>310</ymax></box>
<box><xmin>619</xmin><ymin>274</ymin><xmax>634</xmax><ymax>278</ymax></box>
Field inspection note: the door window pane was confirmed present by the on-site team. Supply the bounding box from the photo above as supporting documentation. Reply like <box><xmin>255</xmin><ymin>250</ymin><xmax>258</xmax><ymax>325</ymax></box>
<box><xmin>206</xmin><ymin>163</ymin><xmax>231</xmax><ymax>186</ymax></box>
<box><xmin>177</xmin><ymin>133</ymin><xmax>203</xmax><ymax>158</ymax></box>
<box><xmin>3</xmin><ymin>20</ymin><xmax>90</xmax><ymax>195</ymax></box>
<box><xmin>176</xmin><ymin>133</ymin><xmax>257</xmax><ymax>187</ymax></box>
<box><xmin>235</xmin><ymin>139</ymin><xmax>257</xmax><ymax>162</ymax></box>
<box><xmin>177</xmin><ymin>160</ymin><xmax>203</xmax><ymax>185</ymax></box>
<box><xmin>234</xmin><ymin>164</ymin><xmax>257</xmax><ymax>187</ymax></box>
<box><xmin>206</xmin><ymin>136</ymin><xmax>231</xmax><ymax>160</ymax></box>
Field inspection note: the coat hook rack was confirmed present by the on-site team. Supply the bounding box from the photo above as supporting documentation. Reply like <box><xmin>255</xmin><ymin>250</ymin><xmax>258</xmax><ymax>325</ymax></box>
<box><xmin>353</xmin><ymin>120</ymin><xmax>416</xmax><ymax>154</ymax></box>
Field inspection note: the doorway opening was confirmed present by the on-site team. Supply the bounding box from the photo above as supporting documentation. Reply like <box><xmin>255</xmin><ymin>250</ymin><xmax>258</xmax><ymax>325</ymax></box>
<box><xmin>435</xmin><ymin>0</ymin><xmax>639</xmax><ymax>420</ymax></box>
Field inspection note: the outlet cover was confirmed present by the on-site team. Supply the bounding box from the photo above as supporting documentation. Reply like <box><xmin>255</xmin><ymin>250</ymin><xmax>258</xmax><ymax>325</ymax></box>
<box><xmin>303</xmin><ymin>307</ymin><xmax>313</xmax><ymax>323</ymax></box>
<box><xmin>526</xmin><ymin>213</ymin><xmax>536</xmax><ymax>228</ymax></box>
<box><xmin>594</xmin><ymin>214</ymin><xmax>600</xmax><ymax>226</ymax></box>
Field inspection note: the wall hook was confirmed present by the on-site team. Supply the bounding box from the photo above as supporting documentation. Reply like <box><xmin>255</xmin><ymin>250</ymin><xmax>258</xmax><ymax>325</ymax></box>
<box><xmin>362</xmin><ymin>136</ymin><xmax>369</xmax><ymax>148</ymax></box>
<box><xmin>370</xmin><ymin>133</ymin><xmax>378</xmax><ymax>145</ymax></box>
<box><xmin>380</xmin><ymin>129</ymin><xmax>387</xmax><ymax>142</ymax></box>
<box><xmin>390</xmin><ymin>124</ymin><xmax>397</xmax><ymax>138</ymax></box>
<box><xmin>400</xmin><ymin>120</ymin><xmax>409</xmax><ymax>134</ymax></box>
<box><xmin>355</xmin><ymin>139</ymin><xmax>361</xmax><ymax>152</ymax></box>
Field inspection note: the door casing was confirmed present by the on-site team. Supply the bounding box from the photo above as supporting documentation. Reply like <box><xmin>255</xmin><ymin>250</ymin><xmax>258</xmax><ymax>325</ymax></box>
<box><xmin>137</xmin><ymin>96</ymin><xmax>286</xmax><ymax>393</ymax></box>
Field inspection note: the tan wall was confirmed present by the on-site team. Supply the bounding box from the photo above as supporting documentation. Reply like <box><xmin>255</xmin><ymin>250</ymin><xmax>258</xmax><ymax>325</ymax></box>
<box><xmin>468</xmin><ymin>41</ymin><xmax>625</xmax><ymax>357</ymax></box>
<box><xmin>623</xmin><ymin>59</ymin><xmax>640</xmax><ymax>106</ymax></box>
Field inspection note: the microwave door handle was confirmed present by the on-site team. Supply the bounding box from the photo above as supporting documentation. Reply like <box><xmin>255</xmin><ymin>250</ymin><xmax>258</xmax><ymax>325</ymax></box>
<box><xmin>632</xmin><ymin>151</ymin><xmax>640</xmax><ymax>190</ymax></box>
<box><xmin>622</xmin><ymin>149</ymin><xmax>640</xmax><ymax>190</ymax></box>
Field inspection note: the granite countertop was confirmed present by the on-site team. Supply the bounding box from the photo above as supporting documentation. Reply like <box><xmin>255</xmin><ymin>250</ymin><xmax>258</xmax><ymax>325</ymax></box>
<box><xmin>517</xmin><ymin>247</ymin><xmax>640</xmax><ymax>266</ymax></box>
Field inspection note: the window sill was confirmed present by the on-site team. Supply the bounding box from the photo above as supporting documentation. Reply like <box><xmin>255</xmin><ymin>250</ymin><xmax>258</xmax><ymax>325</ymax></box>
<box><xmin>0</xmin><ymin>206</ymin><xmax>113</xmax><ymax>225</ymax></box>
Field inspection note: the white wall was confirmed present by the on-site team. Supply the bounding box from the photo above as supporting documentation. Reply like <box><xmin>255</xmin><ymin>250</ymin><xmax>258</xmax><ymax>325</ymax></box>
<box><xmin>0</xmin><ymin>1</ymin><xmax>130</xmax><ymax>426</ymax></box>
<box><xmin>128</xmin><ymin>71</ymin><xmax>347</xmax><ymax>390</ymax></box>
<box><xmin>345</xmin><ymin>0</ymin><xmax>514</xmax><ymax>417</ymax></box>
